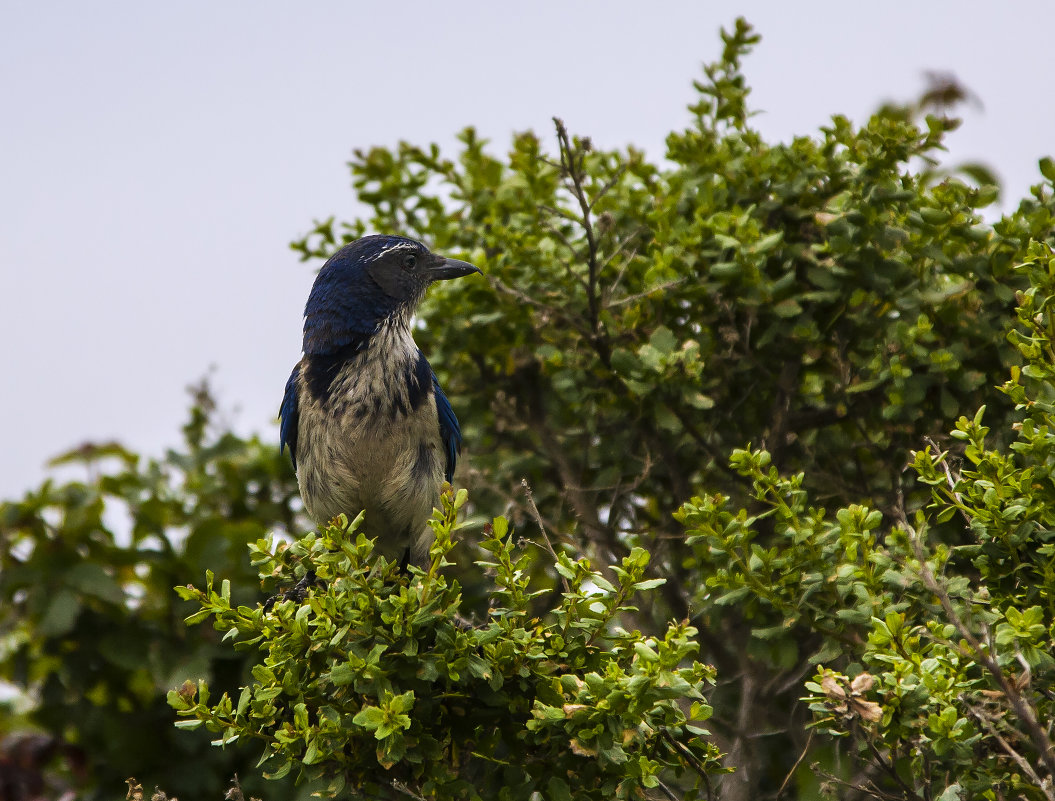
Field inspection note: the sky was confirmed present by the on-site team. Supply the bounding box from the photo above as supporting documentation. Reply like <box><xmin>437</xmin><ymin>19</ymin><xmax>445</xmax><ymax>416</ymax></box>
<box><xmin>2</xmin><ymin>2</ymin><xmax>1053</xmax><ymax>500</ymax></box>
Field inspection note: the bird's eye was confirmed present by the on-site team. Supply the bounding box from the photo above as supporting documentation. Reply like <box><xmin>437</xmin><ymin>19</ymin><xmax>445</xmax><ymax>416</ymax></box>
<box><xmin>402</xmin><ymin>254</ymin><xmax>417</xmax><ymax>270</ymax></box>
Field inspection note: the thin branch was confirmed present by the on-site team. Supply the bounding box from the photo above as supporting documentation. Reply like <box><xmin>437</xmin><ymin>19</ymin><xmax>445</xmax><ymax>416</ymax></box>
<box><xmin>811</xmin><ymin>766</ymin><xmax>907</xmax><ymax>801</ymax></box>
<box><xmin>605</xmin><ymin>278</ymin><xmax>686</xmax><ymax>308</ymax></box>
<box><xmin>969</xmin><ymin>705</ymin><xmax>1055</xmax><ymax>801</ymax></box>
<box><xmin>923</xmin><ymin>437</ymin><xmax>971</xmax><ymax>526</ymax></box>
<box><xmin>553</xmin><ymin>118</ymin><xmax>605</xmax><ymax>356</ymax></box>
<box><xmin>521</xmin><ymin>478</ymin><xmax>571</xmax><ymax>594</ymax></box>
<box><xmin>895</xmin><ymin>505</ymin><xmax>1055</xmax><ymax>781</ymax></box>
<box><xmin>661</xmin><ymin>729</ymin><xmax>714</xmax><ymax>801</ymax></box>
<box><xmin>602</xmin><ymin>240</ymin><xmax>641</xmax><ymax>301</ymax></box>
<box><xmin>487</xmin><ymin>275</ymin><xmax>591</xmax><ymax>336</ymax></box>
<box><xmin>655</xmin><ymin>779</ymin><xmax>680</xmax><ymax>801</ymax></box>
<box><xmin>390</xmin><ymin>780</ymin><xmax>428</xmax><ymax>801</ymax></box>
<box><xmin>532</xmin><ymin>420</ymin><xmax>616</xmax><ymax>557</ymax></box>
<box><xmin>776</xmin><ymin>730</ymin><xmax>814</xmax><ymax>799</ymax></box>
<box><xmin>863</xmin><ymin>734</ymin><xmax>919</xmax><ymax>799</ymax></box>
<box><xmin>537</xmin><ymin>202</ymin><xmax>582</xmax><ymax>227</ymax></box>
<box><xmin>588</xmin><ymin>161</ymin><xmax>630</xmax><ymax>211</ymax></box>
<box><xmin>539</xmin><ymin>217</ymin><xmax>586</xmax><ymax>260</ymax></box>
<box><xmin>487</xmin><ymin>275</ymin><xmax>556</xmax><ymax>310</ymax></box>
<box><xmin>535</xmin><ymin>216</ymin><xmax>595</xmax><ymax>297</ymax></box>
<box><xmin>923</xmin><ymin>437</ymin><xmax>962</xmax><ymax>503</ymax></box>
<box><xmin>660</xmin><ymin>400</ymin><xmax>743</xmax><ymax>484</ymax></box>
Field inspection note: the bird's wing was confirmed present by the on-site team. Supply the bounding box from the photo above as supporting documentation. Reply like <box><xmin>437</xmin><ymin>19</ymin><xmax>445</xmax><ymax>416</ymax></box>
<box><xmin>279</xmin><ymin>364</ymin><xmax>301</xmax><ymax>470</ymax></box>
<box><xmin>431</xmin><ymin>370</ymin><xmax>462</xmax><ymax>483</ymax></box>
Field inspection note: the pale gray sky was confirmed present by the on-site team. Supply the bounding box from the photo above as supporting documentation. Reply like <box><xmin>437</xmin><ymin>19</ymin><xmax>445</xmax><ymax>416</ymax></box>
<box><xmin>2</xmin><ymin>2</ymin><xmax>1052</xmax><ymax>499</ymax></box>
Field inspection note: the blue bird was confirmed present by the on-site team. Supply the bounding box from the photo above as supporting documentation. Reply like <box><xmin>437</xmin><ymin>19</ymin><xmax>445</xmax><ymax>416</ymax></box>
<box><xmin>279</xmin><ymin>234</ymin><xmax>480</xmax><ymax>566</ymax></box>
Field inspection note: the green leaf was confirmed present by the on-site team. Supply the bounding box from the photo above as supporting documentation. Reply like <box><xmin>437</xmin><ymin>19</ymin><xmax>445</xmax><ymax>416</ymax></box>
<box><xmin>352</xmin><ymin>706</ymin><xmax>386</xmax><ymax>731</ymax></box>
<box><xmin>633</xmin><ymin>578</ymin><xmax>666</xmax><ymax>591</ymax></box>
<box><xmin>38</xmin><ymin>589</ymin><xmax>81</xmax><ymax>636</ymax></box>
<box><xmin>554</xmin><ymin>554</ymin><xmax>577</xmax><ymax>580</ymax></box>
<box><xmin>752</xmin><ymin>231</ymin><xmax>784</xmax><ymax>253</ymax></box>
<box><xmin>546</xmin><ymin>777</ymin><xmax>573</xmax><ymax>801</ymax></box>
<box><xmin>263</xmin><ymin>759</ymin><xmax>292</xmax><ymax>780</ymax></box>
<box><xmin>772</xmin><ymin>299</ymin><xmax>803</xmax><ymax>317</ymax></box>
<box><xmin>1040</xmin><ymin>156</ymin><xmax>1055</xmax><ymax>182</ymax></box>
<box><xmin>649</xmin><ymin>325</ymin><xmax>677</xmax><ymax>355</ymax></box>
<box><xmin>64</xmin><ymin>562</ymin><xmax>125</xmax><ymax>605</ymax></box>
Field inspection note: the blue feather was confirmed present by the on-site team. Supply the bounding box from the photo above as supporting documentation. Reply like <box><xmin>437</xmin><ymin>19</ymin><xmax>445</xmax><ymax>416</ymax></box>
<box><xmin>431</xmin><ymin>370</ymin><xmax>462</xmax><ymax>483</ymax></box>
<box><xmin>408</xmin><ymin>351</ymin><xmax>432</xmax><ymax>412</ymax></box>
<box><xmin>279</xmin><ymin>365</ymin><xmax>300</xmax><ymax>469</ymax></box>
<box><xmin>302</xmin><ymin>337</ymin><xmax>370</xmax><ymax>403</ymax></box>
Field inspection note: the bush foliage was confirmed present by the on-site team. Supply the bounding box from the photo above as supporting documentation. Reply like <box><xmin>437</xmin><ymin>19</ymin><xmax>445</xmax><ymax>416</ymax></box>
<box><xmin>170</xmin><ymin>491</ymin><xmax>721</xmax><ymax>800</ymax></box>
<box><xmin>0</xmin><ymin>385</ymin><xmax>302</xmax><ymax>799</ymax></box>
<box><xmin>3</xmin><ymin>17</ymin><xmax>1055</xmax><ymax>801</ymax></box>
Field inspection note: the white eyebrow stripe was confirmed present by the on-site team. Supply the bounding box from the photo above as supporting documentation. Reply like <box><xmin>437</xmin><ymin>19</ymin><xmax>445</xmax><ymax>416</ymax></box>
<box><xmin>368</xmin><ymin>242</ymin><xmax>420</xmax><ymax>262</ymax></box>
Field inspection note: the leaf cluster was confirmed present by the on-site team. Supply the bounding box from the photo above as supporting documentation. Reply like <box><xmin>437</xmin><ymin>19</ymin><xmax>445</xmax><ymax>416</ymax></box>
<box><xmin>685</xmin><ymin>244</ymin><xmax>1055</xmax><ymax>799</ymax></box>
<box><xmin>0</xmin><ymin>382</ymin><xmax>305</xmax><ymax>799</ymax></box>
<box><xmin>169</xmin><ymin>489</ymin><xmax>721</xmax><ymax>800</ymax></box>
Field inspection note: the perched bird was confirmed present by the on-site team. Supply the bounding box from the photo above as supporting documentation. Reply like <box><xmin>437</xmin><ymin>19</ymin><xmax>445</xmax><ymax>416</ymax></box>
<box><xmin>279</xmin><ymin>234</ymin><xmax>480</xmax><ymax>566</ymax></box>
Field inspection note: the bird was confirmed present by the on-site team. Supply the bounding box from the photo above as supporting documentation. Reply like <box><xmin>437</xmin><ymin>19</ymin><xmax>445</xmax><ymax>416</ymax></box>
<box><xmin>278</xmin><ymin>234</ymin><xmax>480</xmax><ymax>567</ymax></box>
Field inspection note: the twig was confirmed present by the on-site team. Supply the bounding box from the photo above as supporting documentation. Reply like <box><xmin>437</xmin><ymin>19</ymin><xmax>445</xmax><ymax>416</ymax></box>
<box><xmin>553</xmin><ymin>118</ymin><xmax>605</xmax><ymax>354</ymax></box>
<box><xmin>521</xmin><ymin>478</ymin><xmax>571</xmax><ymax>594</ymax></box>
<box><xmin>537</xmin><ymin>202</ymin><xmax>583</xmax><ymax>227</ymax></box>
<box><xmin>488</xmin><ymin>275</ymin><xmax>590</xmax><ymax>336</ymax></box>
<box><xmin>533</xmin><ymin>215</ymin><xmax>594</xmax><ymax>295</ymax></box>
<box><xmin>588</xmin><ymin>161</ymin><xmax>630</xmax><ymax>211</ymax></box>
<box><xmin>390</xmin><ymin>780</ymin><xmax>428</xmax><ymax>801</ymax></box>
<box><xmin>969</xmin><ymin>704</ymin><xmax>1055</xmax><ymax>801</ymax></box>
<box><xmin>655</xmin><ymin>779</ymin><xmax>680</xmax><ymax>801</ymax></box>
<box><xmin>811</xmin><ymin>766</ymin><xmax>907</xmax><ymax>801</ymax></box>
<box><xmin>661</xmin><ymin>729</ymin><xmax>714</xmax><ymax>801</ymax></box>
<box><xmin>923</xmin><ymin>437</ymin><xmax>971</xmax><ymax>526</ymax></box>
<box><xmin>776</xmin><ymin>730</ymin><xmax>814</xmax><ymax>798</ymax></box>
<box><xmin>895</xmin><ymin>504</ymin><xmax>1055</xmax><ymax>782</ymax></box>
<box><xmin>538</xmin><ymin>215</ymin><xmax>582</xmax><ymax>252</ymax></box>
<box><xmin>605</xmin><ymin>278</ymin><xmax>686</xmax><ymax>308</ymax></box>
<box><xmin>660</xmin><ymin>401</ymin><xmax>742</xmax><ymax>483</ymax></box>
<box><xmin>863</xmin><ymin>735</ymin><xmax>919</xmax><ymax>799</ymax></box>
<box><xmin>601</xmin><ymin>239</ymin><xmax>640</xmax><ymax>301</ymax></box>
<box><xmin>531</xmin><ymin>422</ymin><xmax>614</xmax><ymax>555</ymax></box>
<box><xmin>536</xmin><ymin>218</ymin><xmax>594</xmax><ymax>296</ymax></box>
<box><xmin>923</xmin><ymin>437</ymin><xmax>962</xmax><ymax>503</ymax></box>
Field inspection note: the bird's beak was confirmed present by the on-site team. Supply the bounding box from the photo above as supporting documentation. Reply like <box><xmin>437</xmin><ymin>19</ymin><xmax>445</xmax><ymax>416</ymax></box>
<box><xmin>428</xmin><ymin>257</ymin><xmax>482</xmax><ymax>281</ymax></box>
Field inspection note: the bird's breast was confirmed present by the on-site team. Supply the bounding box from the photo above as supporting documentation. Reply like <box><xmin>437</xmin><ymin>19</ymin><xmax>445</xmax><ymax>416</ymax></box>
<box><xmin>294</xmin><ymin>331</ymin><xmax>445</xmax><ymax>556</ymax></box>
<box><xmin>315</xmin><ymin>325</ymin><xmax>428</xmax><ymax>425</ymax></box>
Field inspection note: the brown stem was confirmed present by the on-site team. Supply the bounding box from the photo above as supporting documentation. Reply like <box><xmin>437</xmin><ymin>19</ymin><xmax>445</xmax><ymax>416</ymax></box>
<box><xmin>520</xmin><ymin>479</ymin><xmax>571</xmax><ymax>594</ymax></box>
<box><xmin>897</xmin><ymin>506</ymin><xmax>1055</xmax><ymax>782</ymax></box>
<box><xmin>553</xmin><ymin>117</ymin><xmax>609</xmax><ymax>365</ymax></box>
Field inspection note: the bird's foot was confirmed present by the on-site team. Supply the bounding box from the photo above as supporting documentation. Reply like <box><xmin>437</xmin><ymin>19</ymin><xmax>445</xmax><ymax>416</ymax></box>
<box><xmin>262</xmin><ymin>569</ymin><xmax>326</xmax><ymax>611</ymax></box>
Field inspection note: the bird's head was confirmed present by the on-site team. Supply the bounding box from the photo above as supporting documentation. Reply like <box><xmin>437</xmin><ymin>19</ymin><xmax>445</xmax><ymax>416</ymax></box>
<box><xmin>302</xmin><ymin>234</ymin><xmax>480</xmax><ymax>355</ymax></box>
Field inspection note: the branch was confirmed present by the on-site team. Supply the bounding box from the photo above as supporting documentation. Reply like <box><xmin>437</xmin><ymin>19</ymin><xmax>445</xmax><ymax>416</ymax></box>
<box><xmin>533</xmin><ymin>420</ymin><xmax>616</xmax><ymax>558</ymax></box>
<box><xmin>553</xmin><ymin>118</ymin><xmax>608</xmax><ymax>363</ymax></box>
<box><xmin>776</xmin><ymin>730</ymin><xmax>813</xmax><ymax>799</ymax></box>
<box><xmin>923</xmin><ymin>438</ymin><xmax>972</xmax><ymax>527</ymax></box>
<box><xmin>969</xmin><ymin>704</ymin><xmax>1055</xmax><ymax>801</ymax></box>
<box><xmin>487</xmin><ymin>274</ymin><xmax>591</xmax><ymax>336</ymax></box>
<box><xmin>605</xmin><ymin>278</ymin><xmax>685</xmax><ymax>308</ymax></box>
<box><xmin>587</xmin><ymin>161</ymin><xmax>629</xmax><ymax>211</ymax></box>
<box><xmin>895</xmin><ymin>507</ymin><xmax>1055</xmax><ymax>782</ymax></box>
<box><xmin>601</xmin><ymin>237</ymin><xmax>641</xmax><ymax>302</ymax></box>
<box><xmin>520</xmin><ymin>478</ymin><xmax>571</xmax><ymax>594</ymax></box>
<box><xmin>390</xmin><ymin>780</ymin><xmax>428</xmax><ymax>801</ymax></box>
<box><xmin>661</xmin><ymin>729</ymin><xmax>714</xmax><ymax>801</ymax></box>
